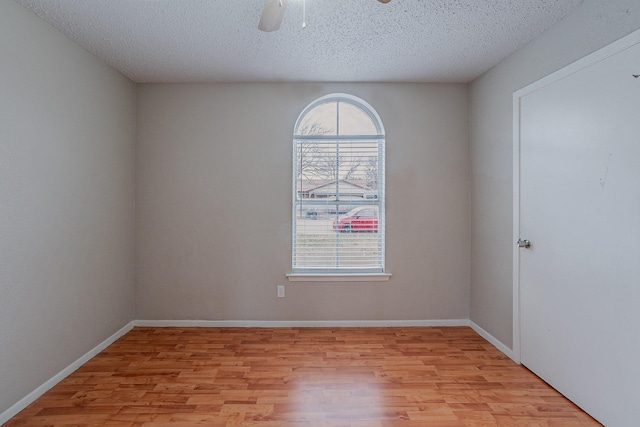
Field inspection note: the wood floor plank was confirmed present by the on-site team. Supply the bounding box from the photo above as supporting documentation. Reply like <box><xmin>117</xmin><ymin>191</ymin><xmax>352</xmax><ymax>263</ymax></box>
<box><xmin>4</xmin><ymin>327</ymin><xmax>600</xmax><ymax>426</ymax></box>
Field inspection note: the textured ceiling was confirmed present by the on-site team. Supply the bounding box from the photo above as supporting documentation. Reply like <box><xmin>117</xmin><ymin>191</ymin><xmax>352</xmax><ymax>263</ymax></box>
<box><xmin>15</xmin><ymin>0</ymin><xmax>584</xmax><ymax>83</ymax></box>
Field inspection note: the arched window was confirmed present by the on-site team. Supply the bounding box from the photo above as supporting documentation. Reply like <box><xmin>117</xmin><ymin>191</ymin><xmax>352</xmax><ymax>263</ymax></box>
<box><xmin>292</xmin><ymin>94</ymin><xmax>385</xmax><ymax>274</ymax></box>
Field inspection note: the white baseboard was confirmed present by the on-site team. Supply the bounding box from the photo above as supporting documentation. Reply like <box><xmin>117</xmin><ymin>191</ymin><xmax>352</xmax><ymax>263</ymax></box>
<box><xmin>0</xmin><ymin>321</ymin><xmax>135</xmax><ymax>426</ymax></box>
<box><xmin>1</xmin><ymin>318</ymin><xmax>515</xmax><ymax>425</ymax></box>
<box><xmin>469</xmin><ymin>320</ymin><xmax>517</xmax><ymax>362</ymax></box>
<box><xmin>134</xmin><ymin>319</ymin><xmax>470</xmax><ymax>328</ymax></box>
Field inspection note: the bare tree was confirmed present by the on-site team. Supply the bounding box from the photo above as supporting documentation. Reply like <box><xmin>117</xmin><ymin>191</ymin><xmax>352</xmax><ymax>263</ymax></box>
<box><xmin>297</xmin><ymin>124</ymin><xmax>361</xmax><ymax>180</ymax></box>
<box><xmin>296</xmin><ymin>123</ymin><xmax>328</xmax><ymax>181</ymax></box>
<box><xmin>310</xmin><ymin>152</ymin><xmax>362</xmax><ymax>182</ymax></box>
<box><xmin>364</xmin><ymin>157</ymin><xmax>378</xmax><ymax>189</ymax></box>
<box><xmin>297</xmin><ymin>142</ymin><xmax>321</xmax><ymax>181</ymax></box>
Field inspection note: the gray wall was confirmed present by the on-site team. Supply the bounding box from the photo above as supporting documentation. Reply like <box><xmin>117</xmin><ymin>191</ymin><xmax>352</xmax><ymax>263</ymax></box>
<box><xmin>135</xmin><ymin>83</ymin><xmax>470</xmax><ymax>321</ymax></box>
<box><xmin>469</xmin><ymin>0</ymin><xmax>640</xmax><ymax>348</ymax></box>
<box><xmin>0</xmin><ymin>0</ymin><xmax>136</xmax><ymax>414</ymax></box>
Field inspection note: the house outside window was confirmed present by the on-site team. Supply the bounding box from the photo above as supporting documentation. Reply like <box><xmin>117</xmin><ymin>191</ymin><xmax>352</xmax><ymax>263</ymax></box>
<box><xmin>291</xmin><ymin>94</ymin><xmax>385</xmax><ymax>276</ymax></box>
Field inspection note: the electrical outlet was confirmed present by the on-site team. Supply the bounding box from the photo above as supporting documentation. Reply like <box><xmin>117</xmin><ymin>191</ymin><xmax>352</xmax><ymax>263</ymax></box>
<box><xmin>277</xmin><ymin>285</ymin><xmax>285</xmax><ymax>298</ymax></box>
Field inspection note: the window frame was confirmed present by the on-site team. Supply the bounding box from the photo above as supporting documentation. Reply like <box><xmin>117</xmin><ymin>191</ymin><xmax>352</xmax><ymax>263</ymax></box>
<box><xmin>288</xmin><ymin>93</ymin><xmax>389</xmax><ymax>281</ymax></box>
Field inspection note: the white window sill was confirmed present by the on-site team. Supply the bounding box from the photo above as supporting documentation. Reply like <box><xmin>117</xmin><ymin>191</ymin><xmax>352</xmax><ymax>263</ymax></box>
<box><xmin>286</xmin><ymin>273</ymin><xmax>392</xmax><ymax>282</ymax></box>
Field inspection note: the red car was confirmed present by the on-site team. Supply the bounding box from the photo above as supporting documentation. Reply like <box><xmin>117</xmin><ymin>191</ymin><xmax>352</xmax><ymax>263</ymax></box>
<box><xmin>333</xmin><ymin>206</ymin><xmax>379</xmax><ymax>232</ymax></box>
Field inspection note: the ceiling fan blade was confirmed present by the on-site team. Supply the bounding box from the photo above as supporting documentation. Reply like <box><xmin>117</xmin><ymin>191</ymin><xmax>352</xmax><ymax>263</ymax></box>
<box><xmin>378</xmin><ymin>0</ymin><xmax>391</xmax><ymax>3</ymax></box>
<box><xmin>258</xmin><ymin>0</ymin><xmax>288</xmax><ymax>32</ymax></box>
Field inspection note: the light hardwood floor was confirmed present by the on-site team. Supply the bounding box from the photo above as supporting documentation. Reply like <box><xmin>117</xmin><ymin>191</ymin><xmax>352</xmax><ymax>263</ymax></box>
<box><xmin>5</xmin><ymin>327</ymin><xmax>599</xmax><ymax>426</ymax></box>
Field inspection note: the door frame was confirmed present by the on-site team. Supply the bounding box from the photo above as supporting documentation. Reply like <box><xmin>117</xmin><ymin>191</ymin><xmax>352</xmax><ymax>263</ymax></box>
<box><xmin>511</xmin><ymin>28</ymin><xmax>640</xmax><ymax>364</ymax></box>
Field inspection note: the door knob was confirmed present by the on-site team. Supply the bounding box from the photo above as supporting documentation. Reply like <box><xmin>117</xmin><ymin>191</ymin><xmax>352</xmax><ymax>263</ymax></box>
<box><xmin>517</xmin><ymin>239</ymin><xmax>531</xmax><ymax>249</ymax></box>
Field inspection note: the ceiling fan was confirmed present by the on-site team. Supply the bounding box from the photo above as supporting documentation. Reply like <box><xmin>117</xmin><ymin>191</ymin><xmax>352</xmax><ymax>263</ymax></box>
<box><xmin>259</xmin><ymin>0</ymin><xmax>392</xmax><ymax>32</ymax></box>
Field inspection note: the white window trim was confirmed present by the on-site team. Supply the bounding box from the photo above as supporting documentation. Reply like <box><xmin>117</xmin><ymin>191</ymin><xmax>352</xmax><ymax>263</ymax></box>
<box><xmin>286</xmin><ymin>273</ymin><xmax>392</xmax><ymax>282</ymax></box>
<box><xmin>291</xmin><ymin>93</ymin><xmax>387</xmax><ymax>276</ymax></box>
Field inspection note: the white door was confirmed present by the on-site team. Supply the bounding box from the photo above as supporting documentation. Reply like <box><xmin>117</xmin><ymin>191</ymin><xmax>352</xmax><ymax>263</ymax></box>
<box><xmin>517</xmin><ymin>37</ymin><xmax>640</xmax><ymax>426</ymax></box>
